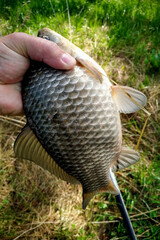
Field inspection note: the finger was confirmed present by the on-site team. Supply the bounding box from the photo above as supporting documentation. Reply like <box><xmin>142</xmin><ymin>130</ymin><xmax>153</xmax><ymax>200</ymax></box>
<box><xmin>1</xmin><ymin>32</ymin><xmax>76</xmax><ymax>69</ymax></box>
<box><xmin>0</xmin><ymin>83</ymin><xmax>23</xmax><ymax>115</ymax></box>
<box><xmin>0</xmin><ymin>41</ymin><xmax>30</xmax><ymax>83</ymax></box>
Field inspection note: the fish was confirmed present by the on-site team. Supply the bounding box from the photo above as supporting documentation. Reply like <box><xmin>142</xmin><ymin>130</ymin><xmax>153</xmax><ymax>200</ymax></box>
<box><xmin>14</xmin><ymin>28</ymin><xmax>147</xmax><ymax>209</ymax></box>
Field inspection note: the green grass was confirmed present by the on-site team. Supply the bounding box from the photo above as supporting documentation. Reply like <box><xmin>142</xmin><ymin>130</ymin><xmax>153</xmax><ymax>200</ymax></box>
<box><xmin>0</xmin><ymin>0</ymin><xmax>160</xmax><ymax>239</ymax></box>
<box><xmin>1</xmin><ymin>0</ymin><xmax>160</xmax><ymax>73</ymax></box>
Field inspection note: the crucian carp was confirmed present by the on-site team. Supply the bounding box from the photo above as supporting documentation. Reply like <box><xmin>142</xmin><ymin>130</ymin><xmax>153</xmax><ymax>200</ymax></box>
<box><xmin>14</xmin><ymin>28</ymin><xmax>147</xmax><ymax>209</ymax></box>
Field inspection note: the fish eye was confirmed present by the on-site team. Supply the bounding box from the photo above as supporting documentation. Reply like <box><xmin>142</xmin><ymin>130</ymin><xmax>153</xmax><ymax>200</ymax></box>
<box><xmin>43</xmin><ymin>35</ymin><xmax>50</xmax><ymax>40</ymax></box>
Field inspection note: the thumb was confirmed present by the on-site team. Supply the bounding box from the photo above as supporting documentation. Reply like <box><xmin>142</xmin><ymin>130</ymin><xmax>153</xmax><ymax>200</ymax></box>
<box><xmin>1</xmin><ymin>32</ymin><xmax>76</xmax><ymax>69</ymax></box>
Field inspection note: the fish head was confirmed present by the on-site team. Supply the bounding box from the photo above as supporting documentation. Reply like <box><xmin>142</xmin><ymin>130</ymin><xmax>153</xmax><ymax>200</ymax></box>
<box><xmin>38</xmin><ymin>28</ymin><xmax>111</xmax><ymax>84</ymax></box>
<box><xmin>38</xmin><ymin>28</ymin><xmax>62</xmax><ymax>44</ymax></box>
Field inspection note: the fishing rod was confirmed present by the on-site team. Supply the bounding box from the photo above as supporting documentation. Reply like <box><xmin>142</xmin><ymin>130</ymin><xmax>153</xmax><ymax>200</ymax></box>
<box><xmin>110</xmin><ymin>171</ymin><xmax>137</xmax><ymax>240</ymax></box>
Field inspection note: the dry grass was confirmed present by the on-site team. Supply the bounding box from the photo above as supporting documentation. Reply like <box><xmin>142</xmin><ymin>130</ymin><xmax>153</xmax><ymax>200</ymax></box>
<box><xmin>0</xmin><ymin>118</ymin><xmax>100</xmax><ymax>239</ymax></box>
<box><xmin>0</xmin><ymin>27</ymin><xmax>160</xmax><ymax>239</ymax></box>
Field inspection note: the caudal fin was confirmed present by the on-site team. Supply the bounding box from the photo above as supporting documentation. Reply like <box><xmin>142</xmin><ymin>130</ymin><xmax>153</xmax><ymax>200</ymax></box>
<box><xmin>82</xmin><ymin>179</ymin><xmax>119</xmax><ymax>209</ymax></box>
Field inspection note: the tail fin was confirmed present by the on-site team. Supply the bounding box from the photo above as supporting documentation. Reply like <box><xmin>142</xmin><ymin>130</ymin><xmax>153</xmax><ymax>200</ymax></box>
<box><xmin>82</xmin><ymin>178</ymin><xmax>119</xmax><ymax>209</ymax></box>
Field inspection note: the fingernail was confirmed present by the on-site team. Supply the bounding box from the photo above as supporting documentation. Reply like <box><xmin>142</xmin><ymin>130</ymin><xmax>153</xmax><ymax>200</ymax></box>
<box><xmin>61</xmin><ymin>53</ymin><xmax>76</xmax><ymax>66</ymax></box>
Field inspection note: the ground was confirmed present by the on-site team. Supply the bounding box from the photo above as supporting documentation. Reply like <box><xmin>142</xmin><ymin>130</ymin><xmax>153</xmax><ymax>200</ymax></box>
<box><xmin>0</xmin><ymin>0</ymin><xmax>160</xmax><ymax>239</ymax></box>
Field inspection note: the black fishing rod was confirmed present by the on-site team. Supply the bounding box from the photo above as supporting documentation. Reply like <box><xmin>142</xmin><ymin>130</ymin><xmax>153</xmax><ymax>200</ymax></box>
<box><xmin>110</xmin><ymin>171</ymin><xmax>137</xmax><ymax>240</ymax></box>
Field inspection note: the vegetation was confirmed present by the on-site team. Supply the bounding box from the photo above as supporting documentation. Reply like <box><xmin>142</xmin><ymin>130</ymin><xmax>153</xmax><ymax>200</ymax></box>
<box><xmin>0</xmin><ymin>0</ymin><xmax>160</xmax><ymax>239</ymax></box>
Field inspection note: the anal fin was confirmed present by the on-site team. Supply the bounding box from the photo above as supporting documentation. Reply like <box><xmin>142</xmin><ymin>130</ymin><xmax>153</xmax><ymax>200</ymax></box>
<box><xmin>112</xmin><ymin>147</ymin><xmax>140</xmax><ymax>172</ymax></box>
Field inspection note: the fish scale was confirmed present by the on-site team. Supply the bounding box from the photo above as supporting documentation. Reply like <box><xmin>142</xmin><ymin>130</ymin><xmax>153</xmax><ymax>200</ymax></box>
<box><xmin>22</xmin><ymin>61</ymin><xmax>121</xmax><ymax>194</ymax></box>
<box><xmin>14</xmin><ymin>30</ymin><xmax>146</xmax><ymax>238</ymax></box>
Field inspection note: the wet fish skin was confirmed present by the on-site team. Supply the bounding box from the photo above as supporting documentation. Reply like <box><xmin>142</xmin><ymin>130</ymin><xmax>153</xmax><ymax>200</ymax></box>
<box><xmin>22</xmin><ymin>60</ymin><xmax>121</xmax><ymax>194</ymax></box>
<box><xmin>15</xmin><ymin>28</ymin><xmax>146</xmax><ymax>208</ymax></box>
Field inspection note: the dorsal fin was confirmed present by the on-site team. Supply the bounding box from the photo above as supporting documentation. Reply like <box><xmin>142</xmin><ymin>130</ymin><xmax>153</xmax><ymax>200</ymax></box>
<box><xmin>14</xmin><ymin>125</ymin><xmax>79</xmax><ymax>184</ymax></box>
<box><xmin>112</xmin><ymin>85</ymin><xmax>147</xmax><ymax>113</ymax></box>
<box><xmin>112</xmin><ymin>147</ymin><xmax>140</xmax><ymax>172</ymax></box>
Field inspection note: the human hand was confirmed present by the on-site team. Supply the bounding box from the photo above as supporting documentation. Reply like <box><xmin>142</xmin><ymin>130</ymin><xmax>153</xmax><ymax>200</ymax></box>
<box><xmin>0</xmin><ymin>32</ymin><xmax>76</xmax><ymax>115</ymax></box>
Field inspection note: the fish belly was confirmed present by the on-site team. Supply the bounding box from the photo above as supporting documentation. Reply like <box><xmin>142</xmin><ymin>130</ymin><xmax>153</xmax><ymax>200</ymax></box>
<box><xmin>22</xmin><ymin>61</ymin><xmax>122</xmax><ymax>193</ymax></box>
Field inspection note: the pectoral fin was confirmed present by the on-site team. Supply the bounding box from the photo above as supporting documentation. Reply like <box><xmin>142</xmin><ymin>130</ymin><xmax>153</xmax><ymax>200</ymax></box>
<box><xmin>112</xmin><ymin>147</ymin><xmax>140</xmax><ymax>172</ymax></box>
<box><xmin>112</xmin><ymin>85</ymin><xmax>147</xmax><ymax>113</ymax></box>
<box><xmin>14</xmin><ymin>125</ymin><xmax>79</xmax><ymax>184</ymax></box>
<box><xmin>78</xmin><ymin>58</ymin><xmax>104</xmax><ymax>83</ymax></box>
